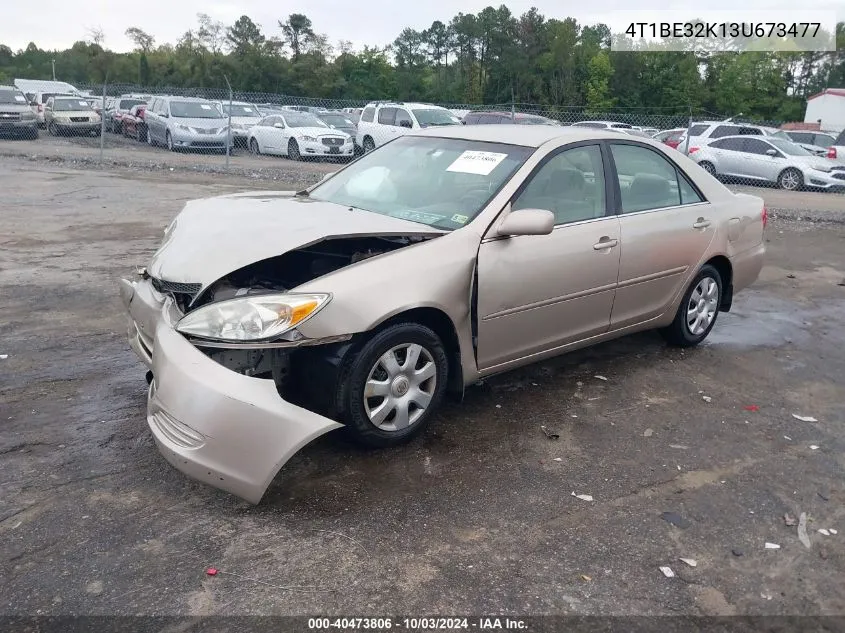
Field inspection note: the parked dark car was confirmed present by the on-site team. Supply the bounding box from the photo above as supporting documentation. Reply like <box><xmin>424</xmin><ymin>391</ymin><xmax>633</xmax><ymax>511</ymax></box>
<box><xmin>107</xmin><ymin>97</ymin><xmax>147</xmax><ymax>133</ymax></box>
<box><xmin>462</xmin><ymin>111</ymin><xmax>559</xmax><ymax>126</ymax></box>
<box><xmin>121</xmin><ymin>104</ymin><xmax>148</xmax><ymax>142</ymax></box>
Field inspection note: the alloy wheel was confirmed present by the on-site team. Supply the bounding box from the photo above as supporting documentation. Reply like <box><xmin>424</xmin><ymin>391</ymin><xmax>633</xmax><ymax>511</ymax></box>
<box><xmin>686</xmin><ymin>276</ymin><xmax>719</xmax><ymax>336</ymax></box>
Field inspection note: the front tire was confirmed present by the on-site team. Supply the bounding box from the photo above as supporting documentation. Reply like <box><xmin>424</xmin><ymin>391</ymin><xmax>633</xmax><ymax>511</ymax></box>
<box><xmin>660</xmin><ymin>265</ymin><xmax>722</xmax><ymax>347</ymax></box>
<box><xmin>249</xmin><ymin>138</ymin><xmax>260</xmax><ymax>155</ymax></box>
<box><xmin>336</xmin><ymin>323</ymin><xmax>449</xmax><ymax>448</ymax></box>
<box><xmin>48</xmin><ymin>122</ymin><xmax>58</xmax><ymax>136</ymax></box>
<box><xmin>288</xmin><ymin>138</ymin><xmax>301</xmax><ymax>161</ymax></box>
<box><xmin>363</xmin><ymin>136</ymin><xmax>375</xmax><ymax>153</ymax></box>
<box><xmin>166</xmin><ymin>131</ymin><xmax>175</xmax><ymax>152</ymax></box>
<box><xmin>778</xmin><ymin>168</ymin><xmax>803</xmax><ymax>191</ymax></box>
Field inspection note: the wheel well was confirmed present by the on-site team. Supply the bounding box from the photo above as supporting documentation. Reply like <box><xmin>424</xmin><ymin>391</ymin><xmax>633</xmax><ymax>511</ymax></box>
<box><xmin>778</xmin><ymin>166</ymin><xmax>803</xmax><ymax>180</ymax></box>
<box><xmin>380</xmin><ymin>308</ymin><xmax>464</xmax><ymax>396</ymax></box>
<box><xmin>705</xmin><ymin>255</ymin><xmax>733</xmax><ymax>312</ymax></box>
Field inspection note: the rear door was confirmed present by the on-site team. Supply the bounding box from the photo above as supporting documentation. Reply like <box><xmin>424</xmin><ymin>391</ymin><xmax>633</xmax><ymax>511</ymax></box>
<box><xmin>608</xmin><ymin>141</ymin><xmax>715</xmax><ymax>329</ymax></box>
<box><xmin>706</xmin><ymin>138</ymin><xmax>745</xmax><ymax>176</ymax></box>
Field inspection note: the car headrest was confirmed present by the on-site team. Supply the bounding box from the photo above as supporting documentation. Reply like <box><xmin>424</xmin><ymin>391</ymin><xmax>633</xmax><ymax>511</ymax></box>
<box><xmin>629</xmin><ymin>173</ymin><xmax>670</xmax><ymax>205</ymax></box>
<box><xmin>546</xmin><ymin>168</ymin><xmax>586</xmax><ymax>197</ymax></box>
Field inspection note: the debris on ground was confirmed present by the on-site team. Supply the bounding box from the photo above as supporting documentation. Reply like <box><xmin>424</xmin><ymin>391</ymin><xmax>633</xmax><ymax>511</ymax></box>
<box><xmin>580</xmin><ymin>574</ymin><xmax>592</xmax><ymax>582</ymax></box>
<box><xmin>830</xmin><ymin>529</ymin><xmax>838</xmax><ymax>535</ymax></box>
<box><xmin>818</xmin><ymin>491</ymin><xmax>830</xmax><ymax>501</ymax></box>
<box><xmin>744</xmin><ymin>405</ymin><xmax>760</xmax><ymax>412</ymax></box>
<box><xmin>679</xmin><ymin>558</ymin><xmax>697</xmax><ymax>568</ymax></box>
<box><xmin>732</xmin><ymin>549</ymin><xmax>744</xmax><ymax>557</ymax></box>
<box><xmin>553</xmin><ymin>457</ymin><xmax>563</xmax><ymax>462</ymax></box>
<box><xmin>764</xmin><ymin>542</ymin><xmax>781</xmax><ymax>549</ymax></box>
<box><xmin>761</xmin><ymin>592</ymin><xmax>773</xmax><ymax>601</ymax></box>
<box><xmin>594</xmin><ymin>375</ymin><xmax>608</xmax><ymax>381</ymax></box>
<box><xmin>783</xmin><ymin>513</ymin><xmax>798</xmax><ymax>527</ymax></box>
<box><xmin>659</xmin><ymin>566</ymin><xmax>675</xmax><ymax>578</ymax></box>
<box><xmin>792</xmin><ymin>414</ymin><xmax>818</xmax><ymax>422</ymax></box>
<box><xmin>0</xmin><ymin>354</ymin><xmax>8</xmax><ymax>360</ymax></box>
<box><xmin>787</xmin><ymin>274</ymin><xmax>796</xmax><ymax>279</ymax></box>
<box><xmin>643</xmin><ymin>428</ymin><xmax>654</xmax><ymax>437</ymax></box>
<box><xmin>798</xmin><ymin>512</ymin><xmax>811</xmax><ymax>549</ymax></box>
<box><xmin>540</xmin><ymin>426</ymin><xmax>559</xmax><ymax>440</ymax></box>
<box><xmin>818</xmin><ymin>529</ymin><xmax>831</xmax><ymax>536</ymax></box>
<box><xmin>661</xmin><ymin>511</ymin><xmax>691</xmax><ymax>529</ymax></box>
<box><xmin>784</xmin><ymin>436</ymin><xmax>792</xmax><ymax>441</ymax></box>
<box><xmin>702</xmin><ymin>395</ymin><xmax>712</xmax><ymax>403</ymax></box>
<box><xmin>669</xmin><ymin>444</ymin><xmax>689</xmax><ymax>450</ymax></box>
<box><xmin>495</xmin><ymin>404</ymin><xmax>502</xmax><ymax>409</ymax></box>
<box><xmin>571</xmin><ymin>492</ymin><xmax>594</xmax><ymax>502</ymax></box>
<box><xmin>810</xmin><ymin>445</ymin><xmax>820</xmax><ymax>450</ymax></box>
<box><xmin>206</xmin><ymin>568</ymin><xmax>218</xmax><ymax>576</ymax></box>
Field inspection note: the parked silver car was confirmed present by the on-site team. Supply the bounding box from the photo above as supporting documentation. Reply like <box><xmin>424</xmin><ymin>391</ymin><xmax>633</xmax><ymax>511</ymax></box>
<box><xmin>218</xmin><ymin>101</ymin><xmax>262</xmax><ymax>146</ymax></box>
<box><xmin>145</xmin><ymin>96</ymin><xmax>229</xmax><ymax>152</ymax></box>
<box><xmin>0</xmin><ymin>85</ymin><xmax>38</xmax><ymax>138</ymax></box>
<box><xmin>690</xmin><ymin>135</ymin><xmax>845</xmax><ymax>191</ymax></box>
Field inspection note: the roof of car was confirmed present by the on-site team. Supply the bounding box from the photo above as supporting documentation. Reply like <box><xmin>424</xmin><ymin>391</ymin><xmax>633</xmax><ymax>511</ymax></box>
<box><xmin>410</xmin><ymin>124</ymin><xmax>624</xmax><ymax>147</ymax></box>
<box><xmin>364</xmin><ymin>101</ymin><xmax>448</xmax><ymax>110</ymax></box>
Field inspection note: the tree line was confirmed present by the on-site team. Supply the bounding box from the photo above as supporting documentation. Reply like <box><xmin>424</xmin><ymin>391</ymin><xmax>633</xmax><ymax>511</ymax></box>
<box><xmin>1</xmin><ymin>9</ymin><xmax>843</xmax><ymax>122</ymax></box>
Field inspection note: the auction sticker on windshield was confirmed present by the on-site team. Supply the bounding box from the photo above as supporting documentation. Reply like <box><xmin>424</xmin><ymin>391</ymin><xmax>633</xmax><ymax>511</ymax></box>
<box><xmin>447</xmin><ymin>151</ymin><xmax>508</xmax><ymax>175</ymax></box>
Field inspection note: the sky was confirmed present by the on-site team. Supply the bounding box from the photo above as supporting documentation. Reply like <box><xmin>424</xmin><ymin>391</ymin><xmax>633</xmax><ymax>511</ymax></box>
<box><xmin>2</xmin><ymin>0</ymin><xmax>843</xmax><ymax>54</ymax></box>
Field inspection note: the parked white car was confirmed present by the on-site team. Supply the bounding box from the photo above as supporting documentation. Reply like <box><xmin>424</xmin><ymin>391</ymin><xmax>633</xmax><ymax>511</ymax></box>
<box><xmin>355</xmin><ymin>101</ymin><xmax>461</xmax><ymax>152</ymax></box>
<box><xmin>690</xmin><ymin>134</ymin><xmax>845</xmax><ymax>191</ymax></box>
<box><xmin>678</xmin><ymin>121</ymin><xmax>773</xmax><ymax>153</ymax></box>
<box><xmin>570</xmin><ymin>120</ymin><xmax>634</xmax><ymax>130</ymax></box>
<box><xmin>247</xmin><ymin>111</ymin><xmax>353</xmax><ymax>160</ymax></box>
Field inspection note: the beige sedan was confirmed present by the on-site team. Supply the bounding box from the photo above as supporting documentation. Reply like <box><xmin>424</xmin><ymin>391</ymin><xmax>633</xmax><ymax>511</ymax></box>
<box><xmin>120</xmin><ymin>125</ymin><xmax>766</xmax><ymax>502</ymax></box>
<box><xmin>45</xmin><ymin>96</ymin><xmax>101</xmax><ymax>136</ymax></box>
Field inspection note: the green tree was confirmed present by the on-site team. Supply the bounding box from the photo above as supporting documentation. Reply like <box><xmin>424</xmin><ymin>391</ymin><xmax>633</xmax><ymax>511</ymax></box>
<box><xmin>585</xmin><ymin>50</ymin><xmax>614</xmax><ymax>113</ymax></box>
<box><xmin>279</xmin><ymin>13</ymin><xmax>314</xmax><ymax>60</ymax></box>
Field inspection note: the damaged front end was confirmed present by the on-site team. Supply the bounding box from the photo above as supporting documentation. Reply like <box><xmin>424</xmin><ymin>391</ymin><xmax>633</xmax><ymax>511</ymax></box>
<box><xmin>121</xmin><ymin>224</ymin><xmax>441</xmax><ymax>503</ymax></box>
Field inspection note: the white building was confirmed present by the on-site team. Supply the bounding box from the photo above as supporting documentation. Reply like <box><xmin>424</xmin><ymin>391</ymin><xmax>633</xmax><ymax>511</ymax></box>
<box><xmin>804</xmin><ymin>88</ymin><xmax>845</xmax><ymax>133</ymax></box>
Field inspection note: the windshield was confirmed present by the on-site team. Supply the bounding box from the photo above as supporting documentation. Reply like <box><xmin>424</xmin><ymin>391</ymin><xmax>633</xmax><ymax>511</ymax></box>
<box><xmin>412</xmin><ymin>109</ymin><xmax>461</xmax><ymax>128</ymax></box>
<box><xmin>766</xmin><ymin>138</ymin><xmax>812</xmax><ymax>156</ymax></box>
<box><xmin>119</xmin><ymin>99</ymin><xmax>145</xmax><ymax>110</ymax></box>
<box><xmin>170</xmin><ymin>101</ymin><xmax>222</xmax><ymax>118</ymax></box>
<box><xmin>0</xmin><ymin>89</ymin><xmax>27</xmax><ymax>105</ymax></box>
<box><xmin>284</xmin><ymin>112</ymin><xmax>327</xmax><ymax>128</ymax></box>
<box><xmin>319</xmin><ymin>113</ymin><xmax>354</xmax><ymax>127</ymax></box>
<box><xmin>223</xmin><ymin>104</ymin><xmax>260</xmax><ymax>117</ymax></box>
<box><xmin>518</xmin><ymin>115</ymin><xmax>555</xmax><ymax>125</ymax></box>
<box><xmin>54</xmin><ymin>99</ymin><xmax>94</xmax><ymax>111</ymax></box>
<box><xmin>771</xmin><ymin>131</ymin><xmax>791</xmax><ymax>141</ymax></box>
<box><xmin>309</xmin><ymin>136</ymin><xmax>533</xmax><ymax>230</ymax></box>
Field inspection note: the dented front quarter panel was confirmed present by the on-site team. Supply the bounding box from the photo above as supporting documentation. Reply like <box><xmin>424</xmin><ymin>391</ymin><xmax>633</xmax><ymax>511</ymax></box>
<box><xmin>294</xmin><ymin>227</ymin><xmax>484</xmax><ymax>385</ymax></box>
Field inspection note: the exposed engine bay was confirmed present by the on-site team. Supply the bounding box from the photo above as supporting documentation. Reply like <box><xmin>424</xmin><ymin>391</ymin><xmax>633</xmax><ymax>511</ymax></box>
<box><xmin>190</xmin><ymin>235</ymin><xmax>433</xmax><ymax>310</ymax></box>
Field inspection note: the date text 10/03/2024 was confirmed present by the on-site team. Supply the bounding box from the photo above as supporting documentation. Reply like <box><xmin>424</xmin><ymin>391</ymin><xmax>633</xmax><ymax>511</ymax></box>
<box><xmin>307</xmin><ymin>617</ymin><xmax>528</xmax><ymax>630</ymax></box>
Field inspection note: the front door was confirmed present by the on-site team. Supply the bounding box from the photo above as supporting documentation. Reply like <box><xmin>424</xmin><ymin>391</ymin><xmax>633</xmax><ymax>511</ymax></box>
<box><xmin>476</xmin><ymin>143</ymin><xmax>621</xmax><ymax>371</ymax></box>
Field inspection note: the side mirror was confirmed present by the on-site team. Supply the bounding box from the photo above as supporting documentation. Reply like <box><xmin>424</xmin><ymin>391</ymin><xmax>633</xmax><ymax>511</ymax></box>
<box><xmin>161</xmin><ymin>112</ymin><xmax>169</xmax><ymax>118</ymax></box>
<box><xmin>274</xmin><ymin>122</ymin><xmax>285</xmax><ymax>128</ymax></box>
<box><xmin>496</xmin><ymin>208</ymin><xmax>555</xmax><ymax>237</ymax></box>
<box><xmin>765</xmin><ymin>149</ymin><xmax>777</xmax><ymax>156</ymax></box>
<box><xmin>399</xmin><ymin>120</ymin><xmax>412</xmax><ymax>129</ymax></box>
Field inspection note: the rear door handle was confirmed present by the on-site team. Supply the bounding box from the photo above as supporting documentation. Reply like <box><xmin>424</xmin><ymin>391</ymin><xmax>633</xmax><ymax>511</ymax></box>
<box><xmin>693</xmin><ymin>218</ymin><xmax>711</xmax><ymax>229</ymax></box>
<box><xmin>593</xmin><ymin>237</ymin><xmax>619</xmax><ymax>250</ymax></box>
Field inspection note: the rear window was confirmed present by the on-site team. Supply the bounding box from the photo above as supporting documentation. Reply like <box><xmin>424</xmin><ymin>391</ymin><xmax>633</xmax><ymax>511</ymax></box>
<box><xmin>834</xmin><ymin>130</ymin><xmax>845</xmax><ymax>145</ymax></box>
<box><xmin>361</xmin><ymin>107</ymin><xmax>375</xmax><ymax>123</ymax></box>
<box><xmin>688</xmin><ymin>124</ymin><xmax>709</xmax><ymax>136</ymax></box>
<box><xmin>120</xmin><ymin>99</ymin><xmax>145</xmax><ymax>110</ymax></box>
<box><xmin>709</xmin><ymin>125</ymin><xmax>739</xmax><ymax>138</ymax></box>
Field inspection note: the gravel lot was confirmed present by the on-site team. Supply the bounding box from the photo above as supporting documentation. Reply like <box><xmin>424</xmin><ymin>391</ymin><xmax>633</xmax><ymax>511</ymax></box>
<box><xmin>1</xmin><ymin>159</ymin><xmax>845</xmax><ymax>618</ymax></box>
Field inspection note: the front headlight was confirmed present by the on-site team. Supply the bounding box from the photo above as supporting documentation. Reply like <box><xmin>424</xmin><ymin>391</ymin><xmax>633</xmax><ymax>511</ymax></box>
<box><xmin>811</xmin><ymin>163</ymin><xmax>832</xmax><ymax>173</ymax></box>
<box><xmin>91</xmin><ymin>114</ymin><xmax>101</xmax><ymax>122</ymax></box>
<box><xmin>55</xmin><ymin>116</ymin><xmax>70</xmax><ymax>123</ymax></box>
<box><xmin>176</xmin><ymin>293</ymin><xmax>331</xmax><ymax>342</ymax></box>
<box><xmin>175</xmin><ymin>123</ymin><xmax>191</xmax><ymax>132</ymax></box>
<box><xmin>299</xmin><ymin>135</ymin><xmax>317</xmax><ymax>142</ymax></box>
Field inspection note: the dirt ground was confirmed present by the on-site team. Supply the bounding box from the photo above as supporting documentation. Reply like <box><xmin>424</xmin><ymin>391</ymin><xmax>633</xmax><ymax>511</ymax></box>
<box><xmin>1</xmin><ymin>158</ymin><xmax>844</xmax><ymax>618</ymax></box>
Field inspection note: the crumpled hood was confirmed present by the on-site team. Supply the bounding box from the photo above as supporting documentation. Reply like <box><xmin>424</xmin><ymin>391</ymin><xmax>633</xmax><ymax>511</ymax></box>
<box><xmin>148</xmin><ymin>192</ymin><xmax>444</xmax><ymax>289</ymax></box>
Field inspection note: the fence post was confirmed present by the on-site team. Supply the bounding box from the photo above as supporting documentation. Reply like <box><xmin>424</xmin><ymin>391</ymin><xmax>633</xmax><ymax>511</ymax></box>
<box><xmin>100</xmin><ymin>81</ymin><xmax>106</xmax><ymax>165</ymax></box>
<box><xmin>511</xmin><ymin>86</ymin><xmax>515</xmax><ymax>121</ymax></box>
<box><xmin>223</xmin><ymin>75</ymin><xmax>233</xmax><ymax>170</ymax></box>
<box><xmin>684</xmin><ymin>103</ymin><xmax>693</xmax><ymax>156</ymax></box>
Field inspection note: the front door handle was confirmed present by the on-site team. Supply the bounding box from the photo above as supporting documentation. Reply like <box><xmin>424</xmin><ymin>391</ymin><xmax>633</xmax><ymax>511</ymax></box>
<box><xmin>693</xmin><ymin>217</ymin><xmax>711</xmax><ymax>229</ymax></box>
<box><xmin>593</xmin><ymin>237</ymin><xmax>619</xmax><ymax>250</ymax></box>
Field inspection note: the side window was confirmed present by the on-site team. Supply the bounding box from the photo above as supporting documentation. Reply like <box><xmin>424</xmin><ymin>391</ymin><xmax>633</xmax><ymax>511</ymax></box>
<box><xmin>45</xmin><ymin>98</ymin><xmax>53</xmax><ymax>109</ymax></box>
<box><xmin>815</xmin><ymin>134</ymin><xmax>835</xmax><ymax>147</ymax></box>
<box><xmin>790</xmin><ymin>132</ymin><xmax>813</xmax><ymax>144</ymax></box>
<box><xmin>710</xmin><ymin>138</ymin><xmax>743</xmax><ymax>151</ymax></box>
<box><xmin>377</xmin><ymin>107</ymin><xmax>397</xmax><ymax>125</ymax></box>
<box><xmin>738</xmin><ymin>127</ymin><xmax>762</xmax><ymax>136</ymax></box>
<box><xmin>678</xmin><ymin>175</ymin><xmax>703</xmax><ymax>204</ymax></box>
<box><xmin>464</xmin><ymin>113</ymin><xmax>478</xmax><ymax>124</ymax></box>
<box><xmin>743</xmin><ymin>139</ymin><xmax>777</xmax><ymax>156</ymax></box>
<box><xmin>688</xmin><ymin>124</ymin><xmax>709</xmax><ymax>136</ymax></box>
<box><xmin>512</xmin><ymin>144</ymin><xmax>606</xmax><ymax>226</ymax></box>
<box><xmin>710</xmin><ymin>125</ymin><xmax>738</xmax><ymax>139</ymax></box>
<box><xmin>395</xmin><ymin>108</ymin><xmax>413</xmax><ymax>127</ymax></box>
<box><xmin>610</xmin><ymin>143</ymin><xmax>691</xmax><ymax>213</ymax></box>
<box><xmin>361</xmin><ymin>107</ymin><xmax>375</xmax><ymax>123</ymax></box>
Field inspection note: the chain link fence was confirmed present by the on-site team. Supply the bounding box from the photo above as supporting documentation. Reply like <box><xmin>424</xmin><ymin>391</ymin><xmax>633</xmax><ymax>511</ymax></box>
<box><xmin>3</xmin><ymin>81</ymin><xmax>843</xmax><ymax>196</ymax></box>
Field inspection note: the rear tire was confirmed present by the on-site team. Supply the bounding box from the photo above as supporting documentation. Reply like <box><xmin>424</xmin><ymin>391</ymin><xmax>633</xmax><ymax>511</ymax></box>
<box><xmin>48</xmin><ymin>122</ymin><xmax>58</xmax><ymax>136</ymax></box>
<box><xmin>660</xmin><ymin>265</ymin><xmax>722</xmax><ymax>347</ymax></box>
<box><xmin>166</xmin><ymin>131</ymin><xmax>175</xmax><ymax>152</ymax></box>
<box><xmin>336</xmin><ymin>323</ymin><xmax>449</xmax><ymax>448</ymax></box>
<box><xmin>249</xmin><ymin>138</ymin><xmax>260</xmax><ymax>155</ymax></box>
<box><xmin>363</xmin><ymin>136</ymin><xmax>375</xmax><ymax>153</ymax></box>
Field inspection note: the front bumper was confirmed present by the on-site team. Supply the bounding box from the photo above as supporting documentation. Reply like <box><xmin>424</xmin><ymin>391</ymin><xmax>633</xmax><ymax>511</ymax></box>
<box><xmin>300</xmin><ymin>140</ymin><xmax>354</xmax><ymax>157</ymax></box>
<box><xmin>171</xmin><ymin>128</ymin><xmax>228</xmax><ymax>149</ymax></box>
<box><xmin>53</xmin><ymin>120</ymin><xmax>100</xmax><ymax>131</ymax></box>
<box><xmin>805</xmin><ymin>168</ymin><xmax>845</xmax><ymax>190</ymax></box>
<box><xmin>0</xmin><ymin>119</ymin><xmax>37</xmax><ymax>133</ymax></box>
<box><xmin>119</xmin><ymin>277</ymin><xmax>343</xmax><ymax>503</ymax></box>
